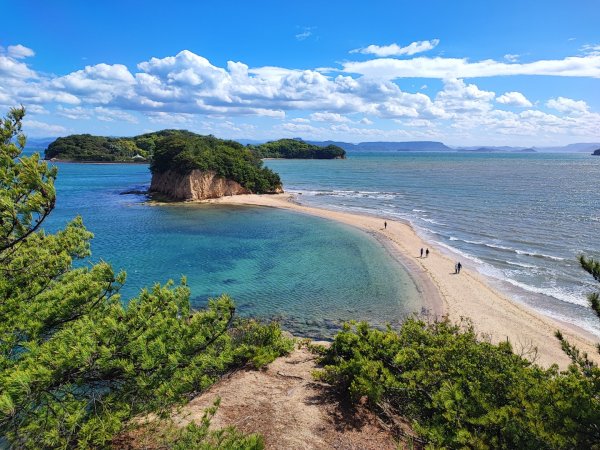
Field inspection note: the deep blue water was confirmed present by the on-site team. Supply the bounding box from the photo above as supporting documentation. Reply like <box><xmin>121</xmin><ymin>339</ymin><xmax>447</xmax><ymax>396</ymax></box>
<box><xmin>265</xmin><ymin>152</ymin><xmax>600</xmax><ymax>337</ymax></box>
<box><xmin>42</xmin><ymin>162</ymin><xmax>420</xmax><ymax>338</ymax></box>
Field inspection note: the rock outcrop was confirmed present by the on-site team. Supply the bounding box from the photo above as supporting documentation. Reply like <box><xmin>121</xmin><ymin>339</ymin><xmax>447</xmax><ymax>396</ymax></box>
<box><xmin>150</xmin><ymin>170</ymin><xmax>254</xmax><ymax>201</ymax></box>
<box><xmin>593</xmin><ymin>148</ymin><xmax>600</xmax><ymax>156</ymax></box>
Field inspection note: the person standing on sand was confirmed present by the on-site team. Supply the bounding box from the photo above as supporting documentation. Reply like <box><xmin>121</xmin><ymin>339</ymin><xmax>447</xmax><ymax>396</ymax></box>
<box><xmin>384</xmin><ymin>221</ymin><xmax>387</xmax><ymax>229</ymax></box>
<box><xmin>420</xmin><ymin>248</ymin><xmax>424</xmax><ymax>258</ymax></box>
<box><xmin>457</xmin><ymin>261</ymin><xmax>462</xmax><ymax>273</ymax></box>
<box><xmin>426</xmin><ymin>248</ymin><xmax>429</xmax><ymax>258</ymax></box>
<box><xmin>455</xmin><ymin>263</ymin><xmax>458</xmax><ymax>274</ymax></box>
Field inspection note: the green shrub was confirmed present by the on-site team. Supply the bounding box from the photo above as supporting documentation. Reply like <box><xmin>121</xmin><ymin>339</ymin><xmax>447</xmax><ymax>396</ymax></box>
<box><xmin>318</xmin><ymin>319</ymin><xmax>600</xmax><ymax>449</ymax></box>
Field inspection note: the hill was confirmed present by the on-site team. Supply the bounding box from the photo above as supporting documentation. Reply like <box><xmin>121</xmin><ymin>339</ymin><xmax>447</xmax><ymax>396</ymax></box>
<box><xmin>149</xmin><ymin>133</ymin><xmax>282</xmax><ymax>199</ymax></box>
<box><xmin>250</xmin><ymin>139</ymin><xmax>346</xmax><ymax>159</ymax></box>
<box><xmin>44</xmin><ymin>131</ymin><xmax>184</xmax><ymax>162</ymax></box>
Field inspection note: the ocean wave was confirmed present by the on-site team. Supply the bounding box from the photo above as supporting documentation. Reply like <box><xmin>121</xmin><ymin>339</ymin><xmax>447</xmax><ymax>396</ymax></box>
<box><xmin>435</xmin><ymin>241</ymin><xmax>486</xmax><ymax>265</ymax></box>
<box><xmin>421</xmin><ymin>217</ymin><xmax>445</xmax><ymax>225</ymax></box>
<box><xmin>412</xmin><ymin>208</ymin><xmax>427</xmax><ymax>212</ymax></box>
<box><xmin>445</xmin><ymin>236</ymin><xmax>566</xmax><ymax>262</ymax></box>
<box><xmin>449</xmin><ymin>236</ymin><xmax>485</xmax><ymax>245</ymax></box>
<box><xmin>292</xmin><ymin>189</ymin><xmax>403</xmax><ymax>200</ymax></box>
<box><xmin>505</xmin><ymin>260</ymin><xmax>538</xmax><ymax>269</ymax></box>
<box><xmin>514</xmin><ymin>249</ymin><xmax>565</xmax><ymax>261</ymax></box>
<box><xmin>501</xmin><ymin>278</ymin><xmax>588</xmax><ymax>307</ymax></box>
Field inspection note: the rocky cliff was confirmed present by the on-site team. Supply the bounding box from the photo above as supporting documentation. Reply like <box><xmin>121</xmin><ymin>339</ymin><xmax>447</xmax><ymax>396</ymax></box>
<box><xmin>150</xmin><ymin>170</ymin><xmax>257</xmax><ymax>201</ymax></box>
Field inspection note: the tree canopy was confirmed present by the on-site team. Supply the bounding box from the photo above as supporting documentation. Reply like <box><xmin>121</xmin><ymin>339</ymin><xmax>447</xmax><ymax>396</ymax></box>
<box><xmin>0</xmin><ymin>107</ymin><xmax>292</xmax><ymax>448</ymax></box>
<box><xmin>250</xmin><ymin>139</ymin><xmax>346</xmax><ymax>159</ymax></box>
<box><xmin>150</xmin><ymin>133</ymin><xmax>282</xmax><ymax>194</ymax></box>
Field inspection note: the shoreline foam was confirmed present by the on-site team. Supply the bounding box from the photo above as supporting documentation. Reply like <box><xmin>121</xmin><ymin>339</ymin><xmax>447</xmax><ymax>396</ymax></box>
<box><xmin>203</xmin><ymin>193</ymin><xmax>598</xmax><ymax>368</ymax></box>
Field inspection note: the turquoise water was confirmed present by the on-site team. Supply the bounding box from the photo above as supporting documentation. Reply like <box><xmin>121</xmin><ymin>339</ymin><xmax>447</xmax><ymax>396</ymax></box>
<box><xmin>265</xmin><ymin>152</ymin><xmax>600</xmax><ymax>337</ymax></box>
<box><xmin>43</xmin><ymin>163</ymin><xmax>420</xmax><ymax>338</ymax></box>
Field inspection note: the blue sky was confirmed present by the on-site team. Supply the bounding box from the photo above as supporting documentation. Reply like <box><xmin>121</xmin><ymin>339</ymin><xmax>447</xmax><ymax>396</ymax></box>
<box><xmin>1</xmin><ymin>0</ymin><xmax>599</xmax><ymax>145</ymax></box>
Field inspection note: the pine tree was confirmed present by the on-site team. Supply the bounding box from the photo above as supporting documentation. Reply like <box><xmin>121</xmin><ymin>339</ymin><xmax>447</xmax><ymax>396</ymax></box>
<box><xmin>0</xmin><ymin>107</ymin><xmax>291</xmax><ymax>448</ymax></box>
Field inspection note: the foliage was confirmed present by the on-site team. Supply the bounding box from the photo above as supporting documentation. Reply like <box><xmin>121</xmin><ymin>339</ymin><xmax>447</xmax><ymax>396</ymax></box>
<box><xmin>150</xmin><ymin>133</ymin><xmax>282</xmax><ymax>194</ymax></box>
<box><xmin>44</xmin><ymin>130</ymin><xmax>201</xmax><ymax>162</ymax></box>
<box><xmin>128</xmin><ymin>399</ymin><xmax>264</xmax><ymax>449</ymax></box>
<box><xmin>0</xmin><ymin>108</ymin><xmax>292</xmax><ymax>448</ymax></box>
<box><xmin>250</xmin><ymin>139</ymin><xmax>346</xmax><ymax>159</ymax></box>
<box><xmin>318</xmin><ymin>318</ymin><xmax>600</xmax><ymax>449</ymax></box>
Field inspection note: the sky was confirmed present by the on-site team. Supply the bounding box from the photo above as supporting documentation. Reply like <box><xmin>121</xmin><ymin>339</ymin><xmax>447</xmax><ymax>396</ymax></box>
<box><xmin>1</xmin><ymin>0</ymin><xmax>599</xmax><ymax>145</ymax></box>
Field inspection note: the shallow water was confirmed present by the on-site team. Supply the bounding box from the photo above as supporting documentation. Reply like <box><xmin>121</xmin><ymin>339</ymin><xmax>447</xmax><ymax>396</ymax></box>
<box><xmin>265</xmin><ymin>152</ymin><xmax>600</xmax><ymax>337</ymax></box>
<box><xmin>42</xmin><ymin>162</ymin><xmax>421</xmax><ymax>338</ymax></box>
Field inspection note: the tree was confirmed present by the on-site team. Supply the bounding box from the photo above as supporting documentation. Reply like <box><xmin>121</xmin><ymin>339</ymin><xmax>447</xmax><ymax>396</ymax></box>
<box><xmin>0</xmin><ymin>107</ymin><xmax>291</xmax><ymax>448</ymax></box>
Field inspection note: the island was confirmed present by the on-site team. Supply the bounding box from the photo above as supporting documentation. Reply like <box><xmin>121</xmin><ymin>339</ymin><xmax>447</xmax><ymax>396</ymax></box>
<box><xmin>149</xmin><ymin>133</ymin><xmax>283</xmax><ymax>200</ymax></box>
<box><xmin>250</xmin><ymin>138</ymin><xmax>346</xmax><ymax>159</ymax></box>
<box><xmin>593</xmin><ymin>148</ymin><xmax>600</xmax><ymax>156</ymax></box>
<box><xmin>44</xmin><ymin>131</ymin><xmax>166</xmax><ymax>162</ymax></box>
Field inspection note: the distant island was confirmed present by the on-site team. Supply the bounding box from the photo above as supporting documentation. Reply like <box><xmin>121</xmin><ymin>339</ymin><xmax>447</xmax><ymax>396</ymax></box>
<box><xmin>44</xmin><ymin>131</ymin><xmax>172</xmax><ymax>162</ymax></box>
<box><xmin>149</xmin><ymin>132</ymin><xmax>282</xmax><ymax>201</ymax></box>
<box><xmin>250</xmin><ymin>139</ymin><xmax>346</xmax><ymax>159</ymax></box>
<box><xmin>593</xmin><ymin>149</ymin><xmax>600</xmax><ymax>156</ymax></box>
<box><xmin>45</xmin><ymin>132</ymin><xmax>346</xmax><ymax>162</ymax></box>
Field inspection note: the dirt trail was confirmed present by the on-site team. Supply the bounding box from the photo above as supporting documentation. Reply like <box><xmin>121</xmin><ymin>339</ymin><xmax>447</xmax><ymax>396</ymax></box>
<box><xmin>172</xmin><ymin>345</ymin><xmax>397</xmax><ymax>449</ymax></box>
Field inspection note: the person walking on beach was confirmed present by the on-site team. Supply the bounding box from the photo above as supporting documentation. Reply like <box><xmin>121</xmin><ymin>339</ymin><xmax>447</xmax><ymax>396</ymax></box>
<box><xmin>454</xmin><ymin>262</ymin><xmax>458</xmax><ymax>274</ymax></box>
<box><xmin>425</xmin><ymin>248</ymin><xmax>429</xmax><ymax>258</ymax></box>
<box><xmin>420</xmin><ymin>248</ymin><xmax>424</xmax><ymax>258</ymax></box>
<box><xmin>384</xmin><ymin>221</ymin><xmax>387</xmax><ymax>229</ymax></box>
<box><xmin>457</xmin><ymin>262</ymin><xmax>462</xmax><ymax>273</ymax></box>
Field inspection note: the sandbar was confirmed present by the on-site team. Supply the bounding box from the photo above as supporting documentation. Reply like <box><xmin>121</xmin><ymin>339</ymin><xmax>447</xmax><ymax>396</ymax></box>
<box><xmin>204</xmin><ymin>193</ymin><xmax>599</xmax><ymax>368</ymax></box>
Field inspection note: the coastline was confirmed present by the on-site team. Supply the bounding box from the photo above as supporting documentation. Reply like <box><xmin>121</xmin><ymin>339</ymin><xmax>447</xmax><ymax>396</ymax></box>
<box><xmin>203</xmin><ymin>193</ymin><xmax>599</xmax><ymax>368</ymax></box>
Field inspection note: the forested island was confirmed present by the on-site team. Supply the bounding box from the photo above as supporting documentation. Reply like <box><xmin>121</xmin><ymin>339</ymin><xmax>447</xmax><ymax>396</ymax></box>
<box><xmin>44</xmin><ymin>130</ymin><xmax>175</xmax><ymax>162</ymax></box>
<box><xmin>250</xmin><ymin>139</ymin><xmax>346</xmax><ymax>159</ymax></box>
<box><xmin>45</xmin><ymin>133</ymin><xmax>346</xmax><ymax>162</ymax></box>
<box><xmin>149</xmin><ymin>133</ymin><xmax>282</xmax><ymax>200</ymax></box>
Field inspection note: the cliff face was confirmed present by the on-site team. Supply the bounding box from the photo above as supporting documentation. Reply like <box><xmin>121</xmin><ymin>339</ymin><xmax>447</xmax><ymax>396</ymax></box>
<box><xmin>150</xmin><ymin>170</ymin><xmax>254</xmax><ymax>201</ymax></box>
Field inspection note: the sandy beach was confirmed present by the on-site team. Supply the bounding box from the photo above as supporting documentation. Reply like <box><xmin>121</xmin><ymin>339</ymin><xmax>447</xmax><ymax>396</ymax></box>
<box><xmin>201</xmin><ymin>193</ymin><xmax>599</xmax><ymax>368</ymax></box>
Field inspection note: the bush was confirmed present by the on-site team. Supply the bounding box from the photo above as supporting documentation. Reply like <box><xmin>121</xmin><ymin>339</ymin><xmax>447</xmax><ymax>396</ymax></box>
<box><xmin>318</xmin><ymin>319</ymin><xmax>600</xmax><ymax>449</ymax></box>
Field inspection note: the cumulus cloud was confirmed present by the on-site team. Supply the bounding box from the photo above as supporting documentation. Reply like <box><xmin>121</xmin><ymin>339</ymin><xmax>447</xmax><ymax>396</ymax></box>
<box><xmin>2</xmin><ymin>45</ymin><xmax>600</xmax><ymax>144</ymax></box>
<box><xmin>546</xmin><ymin>96</ymin><xmax>589</xmax><ymax>114</ymax></box>
<box><xmin>496</xmin><ymin>91</ymin><xmax>532</xmax><ymax>107</ymax></box>
<box><xmin>351</xmin><ymin>39</ymin><xmax>440</xmax><ymax>57</ymax></box>
<box><xmin>7</xmin><ymin>44</ymin><xmax>35</xmax><ymax>59</ymax></box>
<box><xmin>310</xmin><ymin>112</ymin><xmax>351</xmax><ymax>123</ymax></box>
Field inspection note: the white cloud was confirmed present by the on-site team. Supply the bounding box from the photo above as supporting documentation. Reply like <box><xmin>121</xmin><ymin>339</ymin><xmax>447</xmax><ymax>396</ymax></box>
<box><xmin>496</xmin><ymin>91</ymin><xmax>532</xmax><ymax>107</ymax></box>
<box><xmin>94</xmin><ymin>107</ymin><xmax>138</xmax><ymax>123</ymax></box>
<box><xmin>351</xmin><ymin>39</ymin><xmax>440</xmax><ymax>57</ymax></box>
<box><xmin>581</xmin><ymin>44</ymin><xmax>600</xmax><ymax>56</ymax></box>
<box><xmin>342</xmin><ymin>54</ymin><xmax>600</xmax><ymax>79</ymax></box>
<box><xmin>146</xmin><ymin>111</ymin><xmax>195</xmax><ymax>124</ymax></box>
<box><xmin>310</xmin><ymin>112</ymin><xmax>351</xmax><ymax>123</ymax></box>
<box><xmin>295</xmin><ymin>27</ymin><xmax>314</xmax><ymax>41</ymax></box>
<box><xmin>57</xmin><ymin>106</ymin><xmax>92</xmax><ymax>120</ymax></box>
<box><xmin>546</xmin><ymin>96</ymin><xmax>589</xmax><ymax>114</ymax></box>
<box><xmin>23</xmin><ymin>119</ymin><xmax>67</xmax><ymax>136</ymax></box>
<box><xmin>504</xmin><ymin>54</ymin><xmax>520</xmax><ymax>62</ymax></box>
<box><xmin>2</xmin><ymin>45</ymin><xmax>600</xmax><ymax>145</ymax></box>
<box><xmin>434</xmin><ymin>78</ymin><xmax>495</xmax><ymax>115</ymax></box>
<box><xmin>7</xmin><ymin>44</ymin><xmax>35</xmax><ymax>59</ymax></box>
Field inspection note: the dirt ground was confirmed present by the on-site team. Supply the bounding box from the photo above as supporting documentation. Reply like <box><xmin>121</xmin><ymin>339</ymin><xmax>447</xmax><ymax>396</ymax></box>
<box><xmin>119</xmin><ymin>345</ymin><xmax>400</xmax><ymax>449</ymax></box>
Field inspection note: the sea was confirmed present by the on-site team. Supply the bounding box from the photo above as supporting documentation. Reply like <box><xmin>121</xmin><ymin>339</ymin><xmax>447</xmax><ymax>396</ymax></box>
<box><xmin>34</xmin><ymin>150</ymin><xmax>600</xmax><ymax>338</ymax></box>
